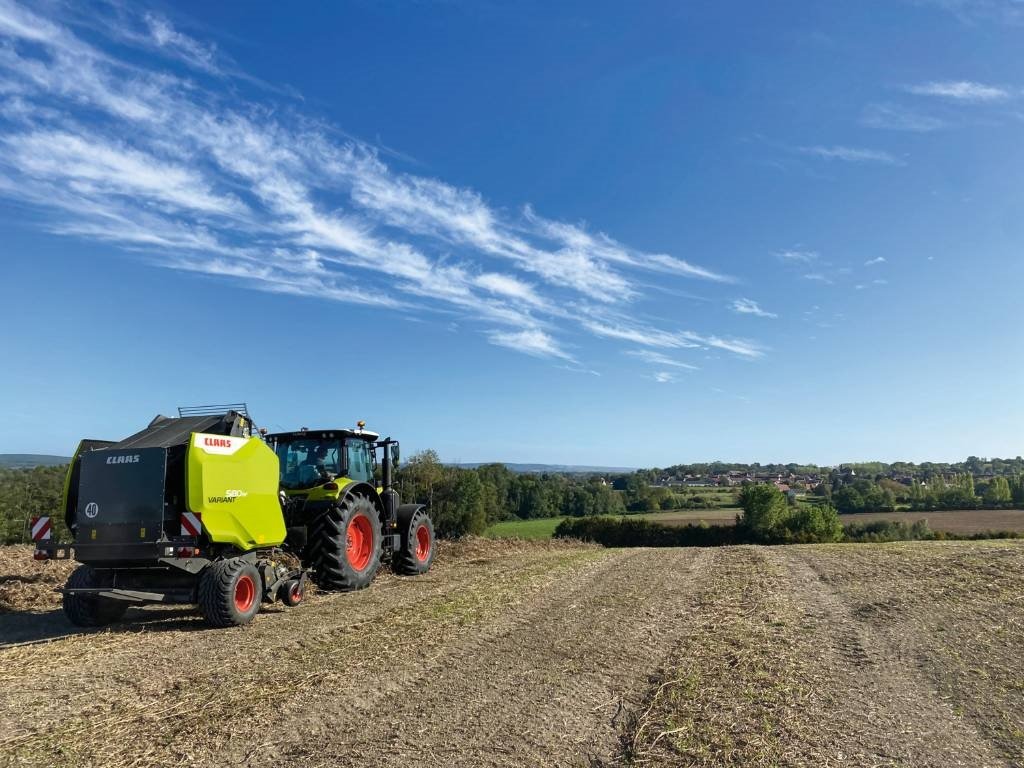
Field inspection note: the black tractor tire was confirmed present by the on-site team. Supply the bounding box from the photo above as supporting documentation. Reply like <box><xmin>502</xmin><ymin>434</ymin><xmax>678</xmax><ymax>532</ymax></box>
<box><xmin>307</xmin><ymin>494</ymin><xmax>383</xmax><ymax>591</ymax></box>
<box><xmin>393</xmin><ymin>506</ymin><xmax>436</xmax><ymax>576</ymax></box>
<box><xmin>280</xmin><ymin>579</ymin><xmax>304</xmax><ymax>607</ymax></box>
<box><xmin>198</xmin><ymin>558</ymin><xmax>262</xmax><ymax>628</ymax></box>
<box><xmin>62</xmin><ymin>565</ymin><xmax>129</xmax><ymax>627</ymax></box>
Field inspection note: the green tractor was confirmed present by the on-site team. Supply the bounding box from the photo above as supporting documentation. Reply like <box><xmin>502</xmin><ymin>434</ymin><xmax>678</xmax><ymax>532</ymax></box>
<box><xmin>33</xmin><ymin>405</ymin><xmax>435</xmax><ymax>628</ymax></box>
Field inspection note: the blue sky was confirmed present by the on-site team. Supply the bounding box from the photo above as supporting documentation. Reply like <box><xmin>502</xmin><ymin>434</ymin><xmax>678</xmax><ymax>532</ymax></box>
<box><xmin>0</xmin><ymin>0</ymin><xmax>1022</xmax><ymax>466</ymax></box>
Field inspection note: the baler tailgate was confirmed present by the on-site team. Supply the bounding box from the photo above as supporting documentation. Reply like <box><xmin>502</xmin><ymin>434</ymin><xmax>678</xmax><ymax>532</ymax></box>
<box><xmin>73</xmin><ymin>447</ymin><xmax>167</xmax><ymax>561</ymax></box>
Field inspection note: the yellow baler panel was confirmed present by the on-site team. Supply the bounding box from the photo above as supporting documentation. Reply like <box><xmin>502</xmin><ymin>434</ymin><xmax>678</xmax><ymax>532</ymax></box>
<box><xmin>186</xmin><ymin>433</ymin><xmax>286</xmax><ymax>550</ymax></box>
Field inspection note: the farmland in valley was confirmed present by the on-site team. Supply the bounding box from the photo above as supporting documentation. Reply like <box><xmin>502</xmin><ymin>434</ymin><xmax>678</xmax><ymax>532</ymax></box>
<box><xmin>484</xmin><ymin>508</ymin><xmax>1024</xmax><ymax>540</ymax></box>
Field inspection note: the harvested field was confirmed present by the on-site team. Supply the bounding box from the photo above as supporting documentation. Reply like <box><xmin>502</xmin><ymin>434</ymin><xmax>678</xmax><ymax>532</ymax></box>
<box><xmin>2</xmin><ymin>539</ymin><xmax>1024</xmax><ymax>767</ymax></box>
<box><xmin>637</xmin><ymin>508</ymin><xmax>1024</xmax><ymax>534</ymax></box>
<box><xmin>836</xmin><ymin>508</ymin><xmax>1024</xmax><ymax>534</ymax></box>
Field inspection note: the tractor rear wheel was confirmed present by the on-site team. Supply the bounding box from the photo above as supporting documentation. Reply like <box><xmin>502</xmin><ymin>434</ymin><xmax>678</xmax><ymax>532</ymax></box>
<box><xmin>62</xmin><ymin>565</ymin><xmax>129</xmax><ymax>627</ymax></box>
<box><xmin>198</xmin><ymin>558</ymin><xmax>262</xmax><ymax>627</ymax></box>
<box><xmin>307</xmin><ymin>494</ymin><xmax>383</xmax><ymax>590</ymax></box>
<box><xmin>394</xmin><ymin>507</ymin><xmax>435</xmax><ymax>576</ymax></box>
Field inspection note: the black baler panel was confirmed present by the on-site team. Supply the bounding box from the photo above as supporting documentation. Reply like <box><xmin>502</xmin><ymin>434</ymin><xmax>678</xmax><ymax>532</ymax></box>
<box><xmin>75</xmin><ymin>447</ymin><xmax>167</xmax><ymax>547</ymax></box>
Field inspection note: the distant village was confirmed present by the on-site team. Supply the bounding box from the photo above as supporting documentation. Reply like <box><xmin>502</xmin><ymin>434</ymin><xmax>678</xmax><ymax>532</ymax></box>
<box><xmin>645</xmin><ymin>464</ymin><xmax>1020</xmax><ymax>493</ymax></box>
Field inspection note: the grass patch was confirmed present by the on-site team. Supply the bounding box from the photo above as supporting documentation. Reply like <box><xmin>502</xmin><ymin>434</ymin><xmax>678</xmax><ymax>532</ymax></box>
<box><xmin>483</xmin><ymin>517</ymin><xmax>566</xmax><ymax>540</ymax></box>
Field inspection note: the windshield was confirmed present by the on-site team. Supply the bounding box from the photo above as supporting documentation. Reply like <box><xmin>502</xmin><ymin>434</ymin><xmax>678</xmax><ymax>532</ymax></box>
<box><xmin>275</xmin><ymin>438</ymin><xmax>342</xmax><ymax>489</ymax></box>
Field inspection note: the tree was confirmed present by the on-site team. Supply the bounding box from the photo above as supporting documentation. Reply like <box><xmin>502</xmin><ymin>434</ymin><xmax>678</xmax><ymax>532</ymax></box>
<box><xmin>737</xmin><ymin>484</ymin><xmax>790</xmax><ymax>539</ymax></box>
<box><xmin>984</xmin><ymin>476</ymin><xmax>1012</xmax><ymax>506</ymax></box>
<box><xmin>397</xmin><ymin>450</ymin><xmax>444</xmax><ymax>509</ymax></box>
<box><xmin>1011</xmin><ymin>475</ymin><xmax>1024</xmax><ymax>505</ymax></box>
<box><xmin>784</xmin><ymin>504</ymin><xmax>843</xmax><ymax>543</ymax></box>
<box><xmin>834</xmin><ymin>486</ymin><xmax>865</xmax><ymax>514</ymax></box>
<box><xmin>431</xmin><ymin>469</ymin><xmax>487</xmax><ymax>537</ymax></box>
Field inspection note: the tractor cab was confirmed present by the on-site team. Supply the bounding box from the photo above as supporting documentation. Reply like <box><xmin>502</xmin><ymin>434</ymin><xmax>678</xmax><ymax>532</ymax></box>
<box><xmin>271</xmin><ymin>429</ymin><xmax>379</xmax><ymax>490</ymax></box>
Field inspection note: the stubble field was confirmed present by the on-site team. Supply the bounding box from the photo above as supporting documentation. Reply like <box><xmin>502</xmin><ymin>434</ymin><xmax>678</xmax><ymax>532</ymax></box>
<box><xmin>2</xmin><ymin>538</ymin><xmax>1023</xmax><ymax>767</ymax></box>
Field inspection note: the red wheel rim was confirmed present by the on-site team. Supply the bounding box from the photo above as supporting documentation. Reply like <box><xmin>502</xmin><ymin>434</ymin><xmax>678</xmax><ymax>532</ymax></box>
<box><xmin>290</xmin><ymin>582</ymin><xmax>302</xmax><ymax>603</ymax></box>
<box><xmin>346</xmin><ymin>514</ymin><xmax>373</xmax><ymax>571</ymax></box>
<box><xmin>415</xmin><ymin>524</ymin><xmax>431</xmax><ymax>562</ymax></box>
<box><xmin>234</xmin><ymin>574</ymin><xmax>256</xmax><ymax>612</ymax></box>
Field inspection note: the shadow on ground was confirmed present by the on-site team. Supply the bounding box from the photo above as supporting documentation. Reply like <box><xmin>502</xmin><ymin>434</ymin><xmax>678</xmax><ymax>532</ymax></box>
<box><xmin>0</xmin><ymin>604</ymin><xmax>262</xmax><ymax>647</ymax></box>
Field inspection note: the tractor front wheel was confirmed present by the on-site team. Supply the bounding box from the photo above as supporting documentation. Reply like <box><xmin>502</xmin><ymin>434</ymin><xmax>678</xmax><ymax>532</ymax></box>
<box><xmin>394</xmin><ymin>506</ymin><xmax>435</xmax><ymax>576</ymax></box>
<box><xmin>62</xmin><ymin>565</ymin><xmax>129</xmax><ymax>627</ymax></box>
<box><xmin>307</xmin><ymin>494</ymin><xmax>383</xmax><ymax>591</ymax></box>
<box><xmin>198</xmin><ymin>558</ymin><xmax>262</xmax><ymax>627</ymax></box>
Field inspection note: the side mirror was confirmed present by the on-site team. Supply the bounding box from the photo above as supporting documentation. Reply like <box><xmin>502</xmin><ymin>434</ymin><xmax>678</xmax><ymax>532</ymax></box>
<box><xmin>390</xmin><ymin>444</ymin><xmax>400</xmax><ymax>468</ymax></box>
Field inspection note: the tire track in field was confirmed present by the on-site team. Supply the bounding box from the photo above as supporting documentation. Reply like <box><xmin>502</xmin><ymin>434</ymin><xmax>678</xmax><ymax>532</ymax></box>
<box><xmin>270</xmin><ymin>547</ymin><xmax>713</xmax><ymax>768</ymax></box>
<box><xmin>774</xmin><ymin>547</ymin><xmax>1007</xmax><ymax>768</ymax></box>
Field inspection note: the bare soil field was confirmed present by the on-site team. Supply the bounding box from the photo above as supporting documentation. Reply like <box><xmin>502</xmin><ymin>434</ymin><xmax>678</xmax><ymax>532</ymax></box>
<box><xmin>2</xmin><ymin>539</ymin><xmax>1024</xmax><ymax>767</ymax></box>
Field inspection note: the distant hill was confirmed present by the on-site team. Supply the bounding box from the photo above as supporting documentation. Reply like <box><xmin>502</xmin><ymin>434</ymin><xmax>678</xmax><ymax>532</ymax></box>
<box><xmin>453</xmin><ymin>462</ymin><xmax>635</xmax><ymax>474</ymax></box>
<box><xmin>0</xmin><ymin>454</ymin><xmax>71</xmax><ymax>469</ymax></box>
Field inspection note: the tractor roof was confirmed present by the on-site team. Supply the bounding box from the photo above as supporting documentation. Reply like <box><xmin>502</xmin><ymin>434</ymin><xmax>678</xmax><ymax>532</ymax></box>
<box><xmin>267</xmin><ymin>429</ymin><xmax>380</xmax><ymax>442</ymax></box>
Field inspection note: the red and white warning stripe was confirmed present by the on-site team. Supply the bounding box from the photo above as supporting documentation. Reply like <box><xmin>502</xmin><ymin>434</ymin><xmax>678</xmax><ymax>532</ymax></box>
<box><xmin>30</xmin><ymin>516</ymin><xmax>52</xmax><ymax>541</ymax></box>
<box><xmin>180</xmin><ymin>511</ymin><xmax>202</xmax><ymax>537</ymax></box>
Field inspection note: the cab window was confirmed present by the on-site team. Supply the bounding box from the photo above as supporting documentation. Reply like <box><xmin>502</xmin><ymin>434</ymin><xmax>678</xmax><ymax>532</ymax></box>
<box><xmin>276</xmin><ymin>438</ymin><xmax>341</xmax><ymax>489</ymax></box>
<box><xmin>346</xmin><ymin>440</ymin><xmax>372</xmax><ymax>483</ymax></box>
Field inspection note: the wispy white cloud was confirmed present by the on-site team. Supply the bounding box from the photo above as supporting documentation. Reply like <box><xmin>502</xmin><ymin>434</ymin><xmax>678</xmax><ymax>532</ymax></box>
<box><xmin>861</xmin><ymin>102</ymin><xmax>946</xmax><ymax>132</ymax></box>
<box><xmin>798</xmin><ymin>145</ymin><xmax>905</xmax><ymax>166</ymax></box>
<box><xmin>682</xmin><ymin>332</ymin><xmax>765</xmax><ymax>359</ymax></box>
<box><xmin>625</xmin><ymin>349</ymin><xmax>699</xmax><ymax>370</ymax></box>
<box><xmin>582</xmin><ymin>314</ymin><xmax>764</xmax><ymax>358</ymax></box>
<box><xmin>144</xmin><ymin>13</ymin><xmax>220</xmax><ymax>73</ymax></box>
<box><xmin>0</xmin><ymin>0</ymin><xmax>761</xmax><ymax>367</ymax></box>
<box><xmin>487</xmin><ymin>329</ymin><xmax>572</xmax><ymax>360</ymax></box>
<box><xmin>582</xmin><ymin>318</ymin><xmax>700</xmax><ymax>349</ymax></box>
<box><xmin>802</xmin><ymin>273</ymin><xmax>834</xmax><ymax>284</ymax></box>
<box><xmin>776</xmin><ymin>249</ymin><xmax>818</xmax><ymax>264</ymax></box>
<box><xmin>3</xmin><ymin>129</ymin><xmax>247</xmax><ymax>216</ymax></box>
<box><xmin>730</xmin><ymin>298</ymin><xmax>777</xmax><ymax>319</ymax></box>
<box><xmin>873</xmin><ymin>278</ymin><xmax>889</xmax><ymax>285</ymax></box>
<box><xmin>864</xmin><ymin>256</ymin><xmax>887</xmax><ymax>266</ymax></box>
<box><xmin>652</xmin><ymin>371</ymin><xmax>676</xmax><ymax>384</ymax></box>
<box><xmin>906</xmin><ymin>80</ymin><xmax>1011</xmax><ymax>101</ymax></box>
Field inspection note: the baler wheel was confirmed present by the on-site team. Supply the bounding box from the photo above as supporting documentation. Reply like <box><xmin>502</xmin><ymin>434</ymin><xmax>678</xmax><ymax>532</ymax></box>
<box><xmin>62</xmin><ymin>565</ymin><xmax>129</xmax><ymax>627</ymax></box>
<box><xmin>306</xmin><ymin>493</ymin><xmax>382</xmax><ymax>591</ymax></box>
<box><xmin>393</xmin><ymin>507</ymin><xmax>435</xmax><ymax>576</ymax></box>
<box><xmin>281</xmin><ymin>579</ymin><xmax>304</xmax><ymax>607</ymax></box>
<box><xmin>198</xmin><ymin>558</ymin><xmax>262</xmax><ymax>627</ymax></box>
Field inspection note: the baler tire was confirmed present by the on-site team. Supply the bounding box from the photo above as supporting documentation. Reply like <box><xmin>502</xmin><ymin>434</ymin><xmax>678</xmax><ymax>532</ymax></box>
<box><xmin>307</xmin><ymin>494</ymin><xmax>382</xmax><ymax>591</ymax></box>
<box><xmin>281</xmin><ymin>579</ymin><xmax>304</xmax><ymax>607</ymax></box>
<box><xmin>62</xmin><ymin>565</ymin><xmax>128</xmax><ymax>627</ymax></box>
<box><xmin>198</xmin><ymin>558</ymin><xmax>262</xmax><ymax>628</ymax></box>
<box><xmin>394</xmin><ymin>507</ymin><xmax>435</xmax><ymax>576</ymax></box>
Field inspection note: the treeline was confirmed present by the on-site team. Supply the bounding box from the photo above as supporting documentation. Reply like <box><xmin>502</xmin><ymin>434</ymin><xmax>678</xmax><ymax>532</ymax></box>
<box><xmin>556</xmin><ymin>485</ymin><xmax>843</xmax><ymax>546</ymax></box>
<box><xmin>556</xmin><ymin>485</ymin><xmax>1023</xmax><ymax>548</ymax></box>
<box><xmin>817</xmin><ymin>473</ymin><xmax>1024</xmax><ymax>514</ymax></box>
<box><xmin>0</xmin><ymin>465</ymin><xmax>69</xmax><ymax>545</ymax></box>
<box><xmin>395</xmin><ymin>451</ymin><xmax>623</xmax><ymax>537</ymax></box>
<box><xmin>4</xmin><ymin>453</ymin><xmax>1023</xmax><ymax>545</ymax></box>
<box><xmin>643</xmin><ymin>456</ymin><xmax>1024</xmax><ymax>480</ymax></box>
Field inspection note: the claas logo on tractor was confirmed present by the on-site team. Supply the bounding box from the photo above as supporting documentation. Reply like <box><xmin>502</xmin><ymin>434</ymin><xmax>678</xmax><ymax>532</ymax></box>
<box><xmin>45</xmin><ymin>406</ymin><xmax>435</xmax><ymax>629</ymax></box>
